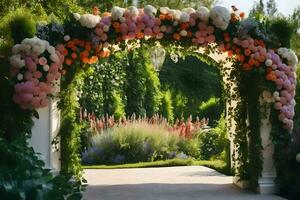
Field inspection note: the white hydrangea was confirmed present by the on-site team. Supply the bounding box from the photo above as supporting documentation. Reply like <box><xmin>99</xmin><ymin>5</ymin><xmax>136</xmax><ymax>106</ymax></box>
<box><xmin>79</xmin><ymin>14</ymin><xmax>101</xmax><ymax>28</ymax></box>
<box><xmin>278</xmin><ymin>48</ymin><xmax>299</xmax><ymax>68</ymax></box>
<box><xmin>210</xmin><ymin>6</ymin><xmax>231</xmax><ymax>30</ymax></box>
<box><xmin>182</xmin><ymin>8</ymin><xmax>195</xmax><ymax>15</ymax></box>
<box><xmin>174</xmin><ymin>10</ymin><xmax>182</xmax><ymax>20</ymax></box>
<box><xmin>180</xmin><ymin>12</ymin><xmax>190</xmax><ymax>23</ymax></box>
<box><xmin>47</xmin><ymin>46</ymin><xmax>56</xmax><ymax>55</ymax></box>
<box><xmin>111</xmin><ymin>6</ymin><xmax>125</xmax><ymax>21</ymax></box>
<box><xmin>10</xmin><ymin>54</ymin><xmax>25</xmax><ymax>68</ymax></box>
<box><xmin>144</xmin><ymin>5</ymin><xmax>157</xmax><ymax>16</ymax></box>
<box><xmin>196</xmin><ymin>7</ymin><xmax>210</xmax><ymax>22</ymax></box>
<box><xmin>159</xmin><ymin>7</ymin><xmax>170</xmax><ymax>14</ymax></box>
<box><xmin>127</xmin><ymin>6</ymin><xmax>139</xmax><ymax>17</ymax></box>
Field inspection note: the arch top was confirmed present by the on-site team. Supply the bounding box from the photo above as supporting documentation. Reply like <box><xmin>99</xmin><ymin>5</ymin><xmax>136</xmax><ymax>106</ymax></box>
<box><xmin>9</xmin><ymin>4</ymin><xmax>298</xmax><ymax>131</ymax></box>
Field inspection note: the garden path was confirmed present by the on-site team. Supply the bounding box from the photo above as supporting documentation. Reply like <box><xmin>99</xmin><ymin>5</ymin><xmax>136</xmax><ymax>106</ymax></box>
<box><xmin>83</xmin><ymin>166</ymin><xmax>285</xmax><ymax>200</ymax></box>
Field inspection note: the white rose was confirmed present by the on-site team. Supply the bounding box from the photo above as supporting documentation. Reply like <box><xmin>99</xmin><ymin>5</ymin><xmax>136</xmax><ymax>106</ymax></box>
<box><xmin>43</xmin><ymin>64</ymin><xmax>50</xmax><ymax>71</ymax></box>
<box><xmin>160</xmin><ymin>7</ymin><xmax>170</xmax><ymax>14</ymax></box>
<box><xmin>182</xmin><ymin>8</ymin><xmax>195</xmax><ymax>15</ymax></box>
<box><xmin>103</xmin><ymin>25</ymin><xmax>110</xmax><ymax>32</ymax></box>
<box><xmin>47</xmin><ymin>46</ymin><xmax>56</xmax><ymax>54</ymax></box>
<box><xmin>180</xmin><ymin>12</ymin><xmax>190</xmax><ymax>23</ymax></box>
<box><xmin>144</xmin><ymin>5</ymin><xmax>157</xmax><ymax>16</ymax></box>
<box><xmin>265</xmin><ymin>59</ymin><xmax>273</xmax><ymax>67</ymax></box>
<box><xmin>17</xmin><ymin>73</ymin><xmax>23</xmax><ymax>81</ymax></box>
<box><xmin>180</xmin><ymin>30</ymin><xmax>188</xmax><ymax>37</ymax></box>
<box><xmin>128</xmin><ymin>6</ymin><xmax>139</xmax><ymax>17</ymax></box>
<box><xmin>196</xmin><ymin>7</ymin><xmax>210</xmax><ymax>22</ymax></box>
<box><xmin>210</xmin><ymin>6</ymin><xmax>230</xmax><ymax>30</ymax></box>
<box><xmin>64</xmin><ymin>35</ymin><xmax>70</xmax><ymax>41</ymax></box>
<box><xmin>50</xmin><ymin>53</ymin><xmax>59</xmax><ymax>63</ymax></box>
<box><xmin>73</xmin><ymin>13</ymin><xmax>81</xmax><ymax>21</ymax></box>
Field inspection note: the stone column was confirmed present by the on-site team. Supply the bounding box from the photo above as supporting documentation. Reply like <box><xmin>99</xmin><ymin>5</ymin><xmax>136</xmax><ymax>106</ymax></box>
<box><xmin>29</xmin><ymin>99</ymin><xmax>61</xmax><ymax>173</ymax></box>
<box><xmin>257</xmin><ymin>103</ymin><xmax>277</xmax><ymax>194</ymax></box>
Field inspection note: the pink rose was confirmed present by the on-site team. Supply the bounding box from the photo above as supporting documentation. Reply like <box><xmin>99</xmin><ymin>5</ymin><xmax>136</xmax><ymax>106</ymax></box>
<box><xmin>33</xmin><ymin>71</ymin><xmax>42</xmax><ymax>79</ymax></box>
<box><xmin>39</xmin><ymin>57</ymin><xmax>47</xmax><ymax>65</ymax></box>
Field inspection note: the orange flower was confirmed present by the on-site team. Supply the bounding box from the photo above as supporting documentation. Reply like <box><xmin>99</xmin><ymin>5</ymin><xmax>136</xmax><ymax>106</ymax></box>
<box><xmin>89</xmin><ymin>56</ymin><xmax>98</xmax><ymax>64</ymax></box>
<box><xmin>99</xmin><ymin>51</ymin><xmax>106</xmax><ymax>58</ymax></box>
<box><xmin>71</xmin><ymin>53</ymin><xmax>77</xmax><ymax>59</ymax></box>
<box><xmin>173</xmin><ymin>33</ymin><xmax>181</xmax><ymax>41</ymax></box>
<box><xmin>136</xmin><ymin>32</ymin><xmax>144</xmax><ymax>39</ymax></box>
<box><xmin>85</xmin><ymin>43</ymin><xmax>92</xmax><ymax>51</ymax></box>
<box><xmin>248</xmin><ymin>58</ymin><xmax>256</xmax><ymax>66</ymax></box>
<box><xmin>80</xmin><ymin>50</ymin><xmax>89</xmax><ymax>58</ymax></box>
<box><xmin>239</xmin><ymin>12</ymin><xmax>245</xmax><ymax>18</ymax></box>
<box><xmin>187</xmin><ymin>31</ymin><xmax>193</xmax><ymax>37</ymax></box>
<box><xmin>227</xmin><ymin>50</ymin><xmax>234</xmax><ymax>57</ymax></box>
<box><xmin>166</xmin><ymin>14</ymin><xmax>174</xmax><ymax>21</ymax></box>
<box><xmin>244</xmin><ymin>49</ymin><xmax>251</xmax><ymax>56</ymax></box>
<box><xmin>266</xmin><ymin>72</ymin><xmax>276</xmax><ymax>81</ymax></box>
<box><xmin>180</xmin><ymin>23</ymin><xmax>189</xmax><ymax>30</ymax></box>
<box><xmin>79</xmin><ymin>40</ymin><xmax>85</xmax><ymax>47</ymax></box>
<box><xmin>159</xmin><ymin>14</ymin><xmax>166</xmax><ymax>20</ymax></box>
<box><xmin>62</xmin><ymin>48</ymin><xmax>69</xmax><ymax>56</ymax></box>
<box><xmin>65</xmin><ymin>58</ymin><xmax>72</xmax><ymax>65</ymax></box>
<box><xmin>82</xmin><ymin>57</ymin><xmax>89</xmax><ymax>64</ymax></box>
<box><xmin>238</xmin><ymin>55</ymin><xmax>245</xmax><ymax>62</ymax></box>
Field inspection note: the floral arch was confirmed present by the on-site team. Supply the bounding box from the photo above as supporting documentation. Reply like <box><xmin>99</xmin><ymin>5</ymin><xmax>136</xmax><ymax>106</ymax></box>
<box><xmin>9</xmin><ymin>4</ymin><xmax>298</xmax><ymax>192</ymax></box>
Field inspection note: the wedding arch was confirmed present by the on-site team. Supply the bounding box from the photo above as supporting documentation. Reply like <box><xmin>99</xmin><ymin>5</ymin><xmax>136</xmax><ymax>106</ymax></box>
<box><xmin>9</xmin><ymin>4</ymin><xmax>298</xmax><ymax>194</ymax></box>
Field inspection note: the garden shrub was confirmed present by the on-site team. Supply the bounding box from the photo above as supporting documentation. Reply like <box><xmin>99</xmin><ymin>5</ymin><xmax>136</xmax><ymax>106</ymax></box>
<box><xmin>0</xmin><ymin>138</ymin><xmax>86</xmax><ymax>200</ymax></box>
<box><xmin>9</xmin><ymin>14</ymin><xmax>37</xmax><ymax>44</ymax></box>
<box><xmin>82</xmin><ymin>122</ymin><xmax>200</xmax><ymax>165</ymax></box>
<box><xmin>197</xmin><ymin>115</ymin><xmax>229</xmax><ymax>160</ymax></box>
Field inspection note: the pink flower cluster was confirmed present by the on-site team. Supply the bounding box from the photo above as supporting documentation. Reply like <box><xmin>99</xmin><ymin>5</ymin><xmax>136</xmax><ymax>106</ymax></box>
<box><xmin>10</xmin><ymin>38</ymin><xmax>64</xmax><ymax>109</ymax></box>
<box><xmin>267</xmin><ymin>50</ymin><xmax>297</xmax><ymax>131</ymax></box>
<box><xmin>192</xmin><ymin>22</ymin><xmax>215</xmax><ymax>45</ymax></box>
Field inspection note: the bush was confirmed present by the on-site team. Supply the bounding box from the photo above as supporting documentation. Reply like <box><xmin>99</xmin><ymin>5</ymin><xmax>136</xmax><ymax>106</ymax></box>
<box><xmin>197</xmin><ymin>115</ymin><xmax>229</xmax><ymax>160</ymax></box>
<box><xmin>0</xmin><ymin>138</ymin><xmax>86</xmax><ymax>200</ymax></box>
<box><xmin>82</xmin><ymin>122</ymin><xmax>200</xmax><ymax>165</ymax></box>
<box><xmin>9</xmin><ymin>14</ymin><xmax>36</xmax><ymax>44</ymax></box>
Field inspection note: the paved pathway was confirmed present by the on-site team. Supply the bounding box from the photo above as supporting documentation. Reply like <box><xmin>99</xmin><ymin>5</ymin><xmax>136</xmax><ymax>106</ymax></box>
<box><xmin>83</xmin><ymin>166</ymin><xmax>285</xmax><ymax>200</ymax></box>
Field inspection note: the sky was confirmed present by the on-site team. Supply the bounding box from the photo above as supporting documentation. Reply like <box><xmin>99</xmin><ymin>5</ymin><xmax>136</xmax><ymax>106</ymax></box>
<box><xmin>216</xmin><ymin>0</ymin><xmax>300</xmax><ymax>16</ymax></box>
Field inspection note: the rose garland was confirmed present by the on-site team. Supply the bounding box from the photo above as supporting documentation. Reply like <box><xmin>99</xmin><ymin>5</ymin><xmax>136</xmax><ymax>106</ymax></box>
<box><xmin>10</xmin><ymin>5</ymin><xmax>298</xmax><ymax>132</ymax></box>
<box><xmin>10</xmin><ymin>37</ymin><xmax>65</xmax><ymax>109</ymax></box>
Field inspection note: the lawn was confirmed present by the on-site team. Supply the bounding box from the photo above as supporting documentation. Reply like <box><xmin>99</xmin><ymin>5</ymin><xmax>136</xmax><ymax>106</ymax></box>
<box><xmin>82</xmin><ymin>159</ymin><xmax>231</xmax><ymax>175</ymax></box>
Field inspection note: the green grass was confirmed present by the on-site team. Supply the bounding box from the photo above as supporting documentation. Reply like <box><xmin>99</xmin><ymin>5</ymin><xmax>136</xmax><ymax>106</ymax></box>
<box><xmin>83</xmin><ymin>159</ymin><xmax>231</xmax><ymax>175</ymax></box>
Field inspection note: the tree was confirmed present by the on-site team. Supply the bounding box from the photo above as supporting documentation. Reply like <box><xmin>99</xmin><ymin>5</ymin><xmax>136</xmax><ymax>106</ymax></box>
<box><xmin>266</xmin><ymin>0</ymin><xmax>278</xmax><ymax>16</ymax></box>
<box><xmin>249</xmin><ymin>0</ymin><xmax>265</xmax><ymax>18</ymax></box>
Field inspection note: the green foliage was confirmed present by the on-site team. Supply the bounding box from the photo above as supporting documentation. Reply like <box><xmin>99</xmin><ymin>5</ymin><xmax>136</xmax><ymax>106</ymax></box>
<box><xmin>160</xmin><ymin>90</ymin><xmax>174</xmax><ymax>122</ymax></box>
<box><xmin>0</xmin><ymin>138</ymin><xmax>85</xmax><ymax>200</ymax></box>
<box><xmin>197</xmin><ymin>115</ymin><xmax>229</xmax><ymax>160</ymax></box>
<box><xmin>59</xmin><ymin>66</ymin><xmax>86</xmax><ymax>180</ymax></box>
<box><xmin>82</xmin><ymin>122</ymin><xmax>200</xmax><ymax>165</ymax></box>
<box><xmin>198</xmin><ymin>97</ymin><xmax>222</xmax><ymax>125</ymax></box>
<box><xmin>9</xmin><ymin>15</ymin><xmax>36</xmax><ymax>44</ymax></box>
<box><xmin>111</xmin><ymin>92</ymin><xmax>125</xmax><ymax>120</ymax></box>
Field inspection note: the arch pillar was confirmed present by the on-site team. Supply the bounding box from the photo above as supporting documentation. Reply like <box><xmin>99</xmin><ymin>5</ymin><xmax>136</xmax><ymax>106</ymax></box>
<box><xmin>257</xmin><ymin>103</ymin><xmax>277</xmax><ymax>194</ymax></box>
<box><xmin>29</xmin><ymin>99</ymin><xmax>61</xmax><ymax>173</ymax></box>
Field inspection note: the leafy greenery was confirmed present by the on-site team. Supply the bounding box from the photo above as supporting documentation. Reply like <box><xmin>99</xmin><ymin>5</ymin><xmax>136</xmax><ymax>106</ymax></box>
<box><xmin>160</xmin><ymin>90</ymin><xmax>174</xmax><ymax>122</ymax></box>
<box><xmin>0</xmin><ymin>138</ymin><xmax>86</xmax><ymax>200</ymax></box>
